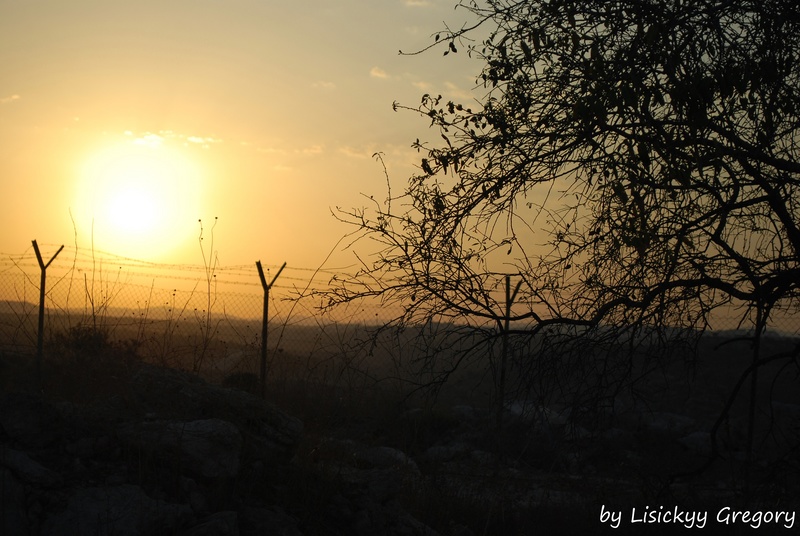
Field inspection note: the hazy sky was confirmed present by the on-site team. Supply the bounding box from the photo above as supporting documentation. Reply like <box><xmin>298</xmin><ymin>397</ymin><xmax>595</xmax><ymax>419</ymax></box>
<box><xmin>0</xmin><ymin>0</ymin><xmax>479</xmax><ymax>269</ymax></box>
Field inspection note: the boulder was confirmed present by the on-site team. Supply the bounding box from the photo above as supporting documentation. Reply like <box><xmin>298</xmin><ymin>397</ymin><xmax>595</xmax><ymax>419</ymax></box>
<box><xmin>130</xmin><ymin>365</ymin><xmax>303</xmax><ymax>463</ymax></box>
<box><xmin>642</xmin><ymin>411</ymin><xmax>696</xmax><ymax>435</ymax></box>
<box><xmin>0</xmin><ymin>446</ymin><xmax>62</xmax><ymax>487</ymax></box>
<box><xmin>117</xmin><ymin>418</ymin><xmax>243</xmax><ymax>479</ymax></box>
<box><xmin>40</xmin><ymin>483</ymin><xmax>191</xmax><ymax>536</ymax></box>
<box><xmin>420</xmin><ymin>441</ymin><xmax>472</xmax><ymax>463</ymax></box>
<box><xmin>0</xmin><ymin>467</ymin><xmax>29</xmax><ymax>535</ymax></box>
<box><xmin>312</xmin><ymin>438</ymin><xmax>420</xmax><ymax>504</ymax></box>
<box><xmin>352</xmin><ymin>444</ymin><xmax>420</xmax><ymax>474</ymax></box>
<box><xmin>178</xmin><ymin>511</ymin><xmax>239</xmax><ymax>536</ymax></box>
<box><xmin>678</xmin><ymin>431</ymin><xmax>712</xmax><ymax>456</ymax></box>
<box><xmin>451</xmin><ymin>405</ymin><xmax>490</xmax><ymax>423</ymax></box>
<box><xmin>0</xmin><ymin>392</ymin><xmax>64</xmax><ymax>447</ymax></box>
<box><xmin>238</xmin><ymin>506</ymin><xmax>303</xmax><ymax>536</ymax></box>
<box><xmin>316</xmin><ymin>438</ymin><xmax>419</xmax><ymax>474</ymax></box>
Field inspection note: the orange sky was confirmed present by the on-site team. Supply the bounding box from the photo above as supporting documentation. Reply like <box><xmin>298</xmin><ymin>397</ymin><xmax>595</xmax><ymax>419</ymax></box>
<box><xmin>0</xmin><ymin>1</ymin><xmax>478</xmax><ymax>270</ymax></box>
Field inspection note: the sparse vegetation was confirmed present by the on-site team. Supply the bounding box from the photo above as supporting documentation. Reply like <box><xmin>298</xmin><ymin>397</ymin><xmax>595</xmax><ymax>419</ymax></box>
<box><xmin>2</xmin><ymin>1</ymin><xmax>799</xmax><ymax>532</ymax></box>
<box><xmin>43</xmin><ymin>323</ymin><xmax>141</xmax><ymax>402</ymax></box>
<box><xmin>2</xmin><ymin>308</ymin><xmax>800</xmax><ymax>534</ymax></box>
<box><xmin>323</xmin><ymin>0</ymin><xmax>800</xmax><ymax>510</ymax></box>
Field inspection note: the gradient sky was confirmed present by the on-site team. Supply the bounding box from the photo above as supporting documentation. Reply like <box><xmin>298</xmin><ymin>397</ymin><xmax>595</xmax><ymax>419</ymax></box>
<box><xmin>1</xmin><ymin>0</ymin><xmax>479</xmax><ymax>269</ymax></box>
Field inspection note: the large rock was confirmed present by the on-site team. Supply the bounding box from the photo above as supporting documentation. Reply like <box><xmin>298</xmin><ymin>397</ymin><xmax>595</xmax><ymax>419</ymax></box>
<box><xmin>312</xmin><ymin>438</ymin><xmax>421</xmax><ymax>504</ymax></box>
<box><xmin>0</xmin><ymin>392</ymin><xmax>64</xmax><ymax>448</ymax></box>
<box><xmin>117</xmin><ymin>418</ymin><xmax>243</xmax><ymax>478</ymax></box>
<box><xmin>178</xmin><ymin>511</ymin><xmax>239</xmax><ymax>536</ymax></box>
<box><xmin>238</xmin><ymin>506</ymin><xmax>303</xmax><ymax>536</ymax></box>
<box><xmin>1</xmin><ymin>446</ymin><xmax>63</xmax><ymax>487</ymax></box>
<box><xmin>0</xmin><ymin>467</ymin><xmax>29</xmax><ymax>535</ymax></box>
<box><xmin>40</xmin><ymin>484</ymin><xmax>191</xmax><ymax>536</ymax></box>
<box><xmin>130</xmin><ymin>365</ymin><xmax>303</xmax><ymax>463</ymax></box>
<box><xmin>678</xmin><ymin>431</ymin><xmax>712</xmax><ymax>456</ymax></box>
<box><xmin>642</xmin><ymin>411</ymin><xmax>696</xmax><ymax>435</ymax></box>
<box><xmin>0</xmin><ymin>364</ymin><xmax>311</xmax><ymax>535</ymax></box>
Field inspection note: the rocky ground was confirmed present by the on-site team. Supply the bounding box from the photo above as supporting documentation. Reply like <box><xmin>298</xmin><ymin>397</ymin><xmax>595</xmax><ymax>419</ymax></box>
<box><xmin>1</xmin><ymin>335</ymin><xmax>799</xmax><ymax>535</ymax></box>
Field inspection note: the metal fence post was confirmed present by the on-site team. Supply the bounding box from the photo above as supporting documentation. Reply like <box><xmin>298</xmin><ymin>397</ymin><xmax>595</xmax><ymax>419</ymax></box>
<box><xmin>32</xmin><ymin>240</ymin><xmax>64</xmax><ymax>391</ymax></box>
<box><xmin>255</xmin><ymin>261</ymin><xmax>286</xmax><ymax>399</ymax></box>
<box><xmin>496</xmin><ymin>274</ymin><xmax>523</xmax><ymax>431</ymax></box>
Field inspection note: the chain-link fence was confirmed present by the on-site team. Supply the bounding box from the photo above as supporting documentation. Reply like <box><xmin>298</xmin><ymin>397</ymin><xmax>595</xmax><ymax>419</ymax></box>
<box><xmin>0</xmin><ymin>244</ymin><xmax>390</xmax><ymax>386</ymax></box>
<box><xmin>1</xmin><ymin>244</ymin><xmax>797</xmax><ymax>392</ymax></box>
<box><xmin>3</xmin><ymin>244</ymin><xmax>797</xmax><ymax>511</ymax></box>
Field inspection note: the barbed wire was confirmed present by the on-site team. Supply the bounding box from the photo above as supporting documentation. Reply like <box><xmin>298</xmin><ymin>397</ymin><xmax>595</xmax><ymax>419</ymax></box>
<box><xmin>0</xmin><ymin>245</ymin><xmax>391</xmax><ymax>382</ymax></box>
<box><xmin>0</xmin><ymin>245</ymin><xmax>796</xmax><ymax>385</ymax></box>
<box><xmin>0</xmin><ymin>246</ymin><xmax>340</xmax><ymax>293</ymax></box>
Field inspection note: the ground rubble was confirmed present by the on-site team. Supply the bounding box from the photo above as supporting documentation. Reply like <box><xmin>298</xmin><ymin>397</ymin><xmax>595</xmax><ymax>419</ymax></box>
<box><xmin>0</xmin><ymin>363</ymin><xmax>440</xmax><ymax>536</ymax></box>
<box><xmin>3</xmin><ymin>351</ymin><xmax>799</xmax><ymax>535</ymax></box>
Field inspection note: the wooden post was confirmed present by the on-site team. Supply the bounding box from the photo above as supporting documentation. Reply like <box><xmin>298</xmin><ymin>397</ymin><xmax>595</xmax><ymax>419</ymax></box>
<box><xmin>32</xmin><ymin>240</ymin><xmax>64</xmax><ymax>391</ymax></box>
<box><xmin>255</xmin><ymin>261</ymin><xmax>286</xmax><ymax>399</ymax></box>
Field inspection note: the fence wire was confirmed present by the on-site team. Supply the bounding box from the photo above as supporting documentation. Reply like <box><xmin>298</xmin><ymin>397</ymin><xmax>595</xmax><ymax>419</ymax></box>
<box><xmin>1</xmin><ymin>245</ymin><xmax>797</xmax><ymax>389</ymax></box>
<box><xmin>0</xmin><ymin>245</ymin><xmax>387</xmax><ymax>384</ymax></box>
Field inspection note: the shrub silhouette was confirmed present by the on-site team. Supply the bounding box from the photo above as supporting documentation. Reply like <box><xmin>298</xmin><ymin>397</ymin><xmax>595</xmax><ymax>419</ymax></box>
<box><xmin>222</xmin><ymin>371</ymin><xmax>260</xmax><ymax>395</ymax></box>
<box><xmin>46</xmin><ymin>325</ymin><xmax>141</xmax><ymax>401</ymax></box>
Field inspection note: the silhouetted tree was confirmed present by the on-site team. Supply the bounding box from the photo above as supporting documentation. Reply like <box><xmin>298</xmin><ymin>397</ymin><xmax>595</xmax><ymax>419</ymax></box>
<box><xmin>326</xmin><ymin>0</ymin><xmax>800</xmax><ymax>487</ymax></box>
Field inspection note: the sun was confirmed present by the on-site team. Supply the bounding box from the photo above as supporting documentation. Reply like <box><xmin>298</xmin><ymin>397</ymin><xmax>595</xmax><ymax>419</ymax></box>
<box><xmin>75</xmin><ymin>136</ymin><xmax>204</xmax><ymax>260</ymax></box>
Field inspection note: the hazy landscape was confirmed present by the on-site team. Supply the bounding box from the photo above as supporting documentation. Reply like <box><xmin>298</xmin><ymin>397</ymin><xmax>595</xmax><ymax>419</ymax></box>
<box><xmin>3</xmin><ymin>0</ymin><xmax>800</xmax><ymax>533</ymax></box>
<box><xmin>2</xmin><ymin>293</ymin><xmax>799</xmax><ymax>533</ymax></box>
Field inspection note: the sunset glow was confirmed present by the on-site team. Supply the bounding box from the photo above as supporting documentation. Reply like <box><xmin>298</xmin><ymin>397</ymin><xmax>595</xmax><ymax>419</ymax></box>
<box><xmin>0</xmin><ymin>0</ymin><xmax>477</xmax><ymax>267</ymax></box>
<box><xmin>74</xmin><ymin>138</ymin><xmax>204</xmax><ymax>260</ymax></box>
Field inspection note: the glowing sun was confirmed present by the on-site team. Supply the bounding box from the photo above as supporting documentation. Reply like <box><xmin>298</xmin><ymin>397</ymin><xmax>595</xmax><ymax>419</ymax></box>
<box><xmin>75</xmin><ymin>137</ymin><xmax>204</xmax><ymax>260</ymax></box>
